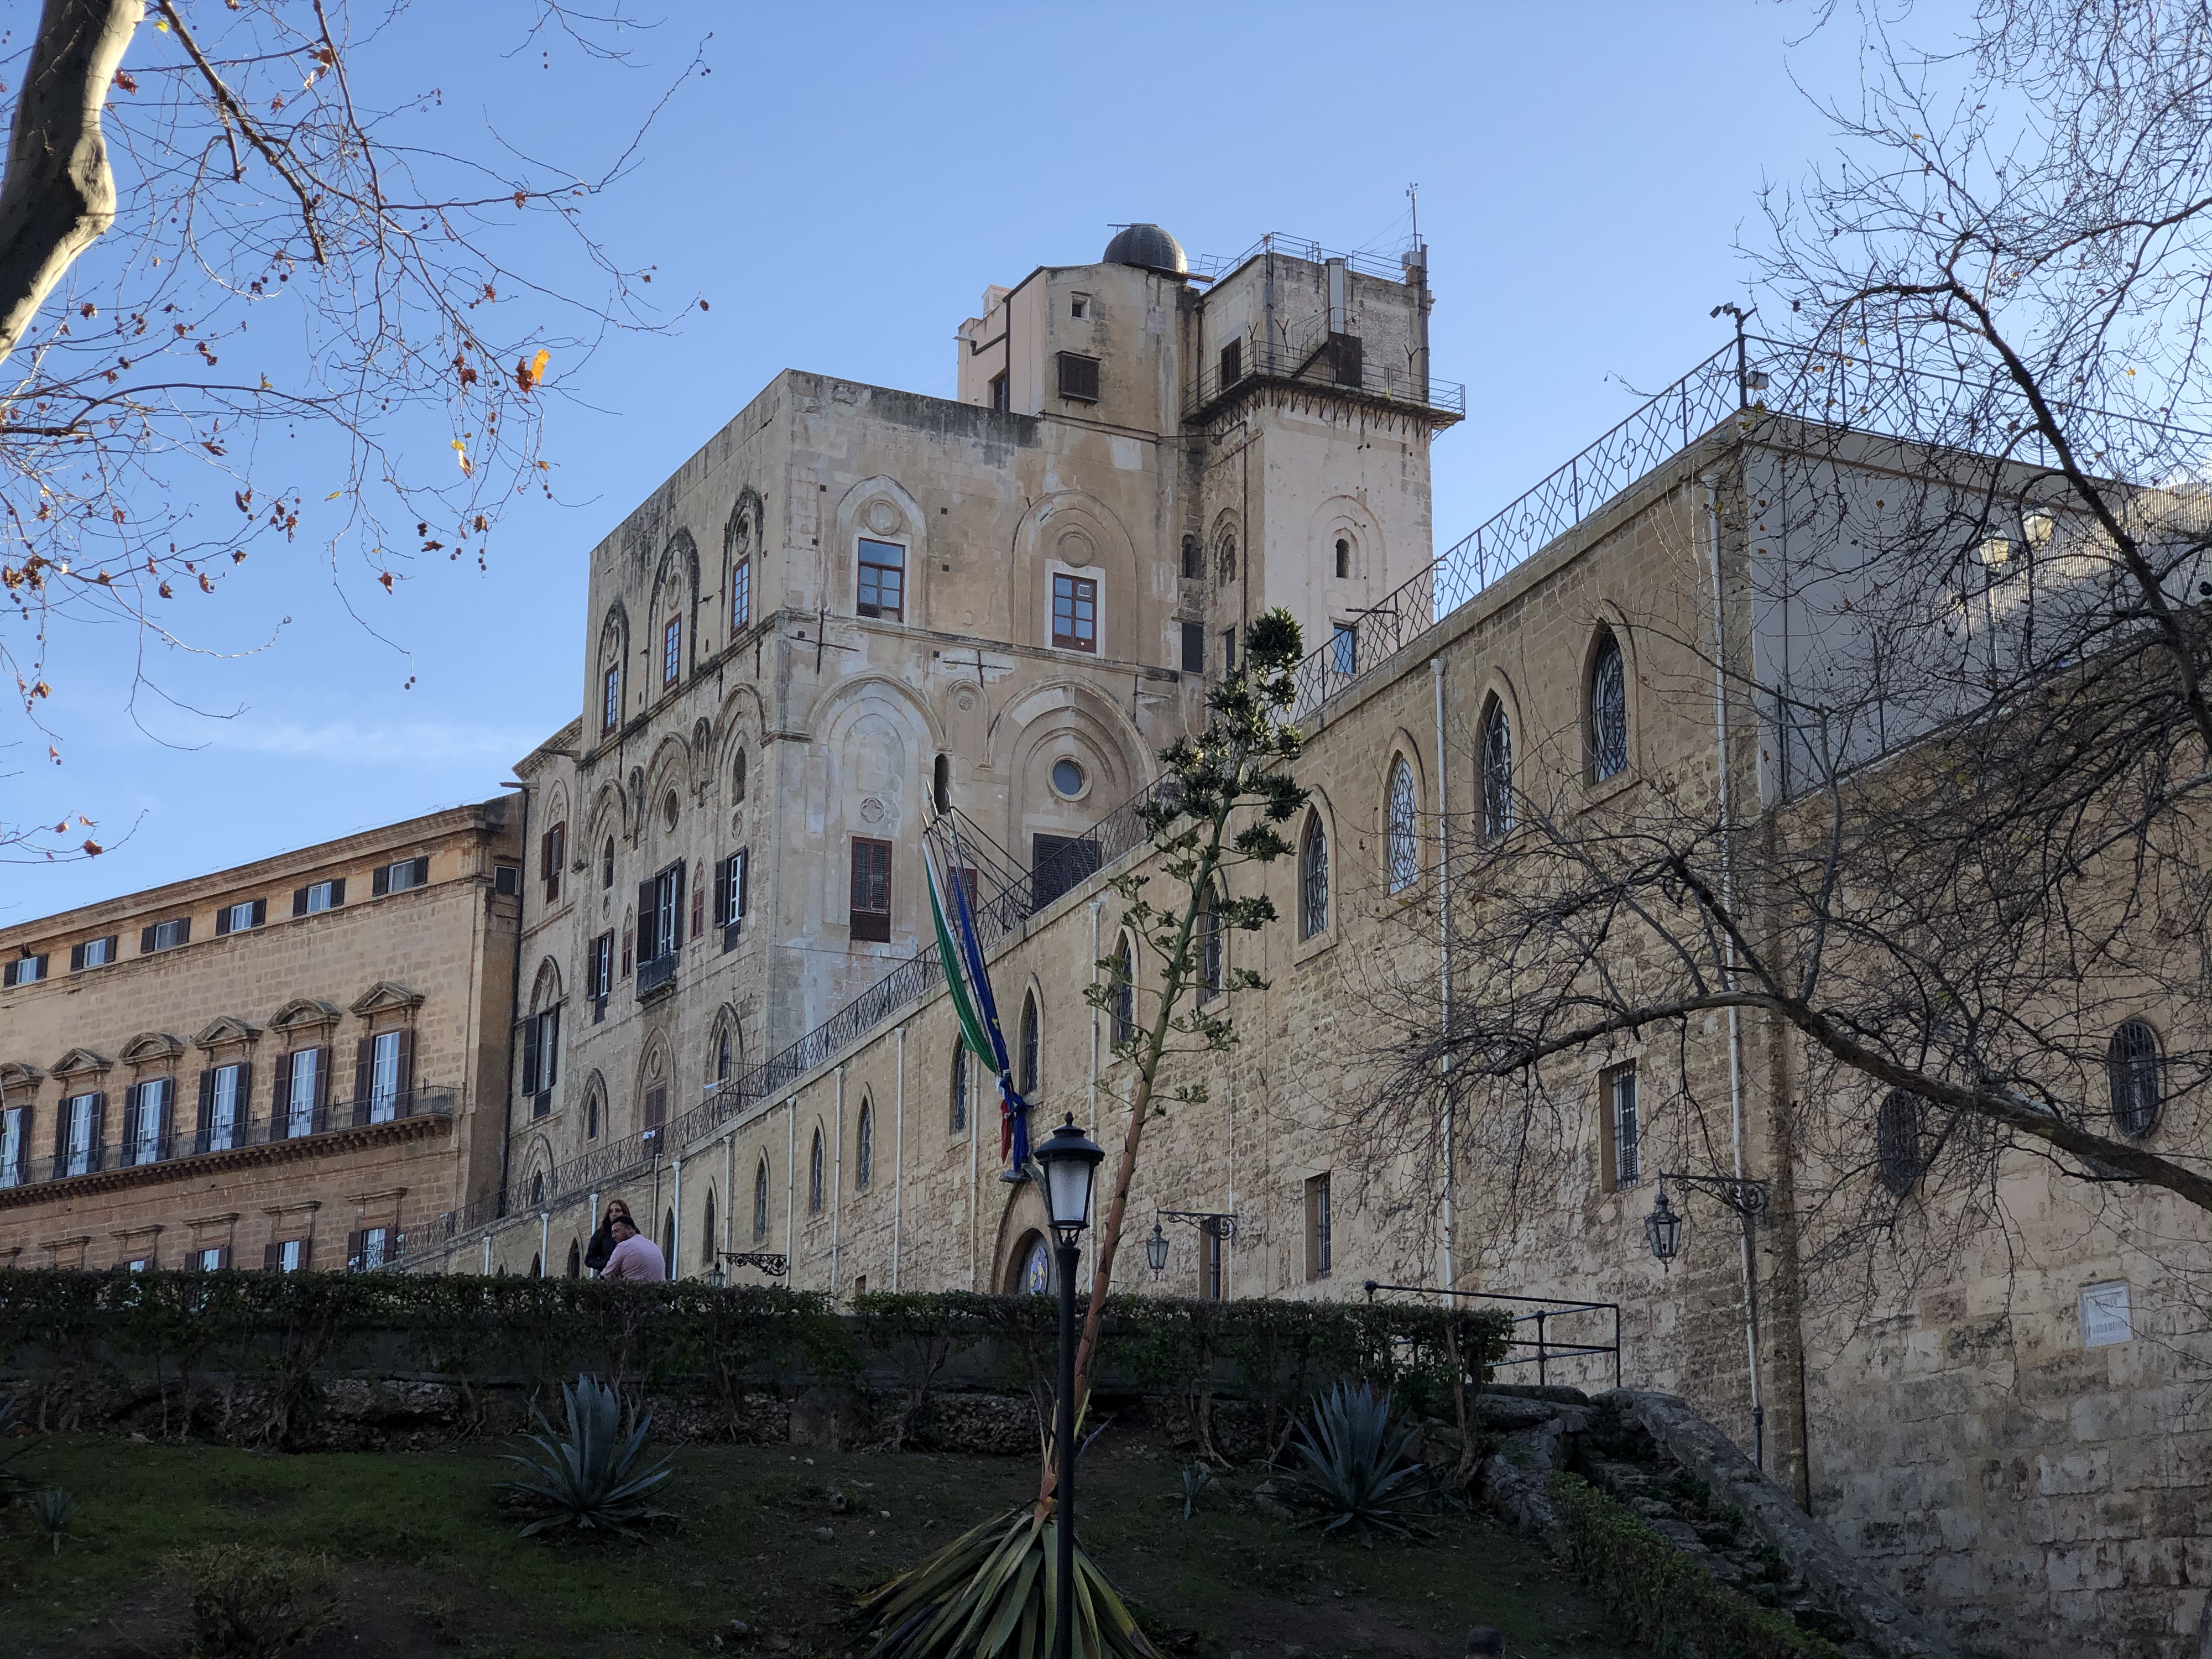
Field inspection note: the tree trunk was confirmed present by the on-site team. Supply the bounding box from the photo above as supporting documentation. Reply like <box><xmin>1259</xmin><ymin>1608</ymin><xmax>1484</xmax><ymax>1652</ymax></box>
<box><xmin>0</xmin><ymin>0</ymin><xmax>142</xmax><ymax>367</ymax></box>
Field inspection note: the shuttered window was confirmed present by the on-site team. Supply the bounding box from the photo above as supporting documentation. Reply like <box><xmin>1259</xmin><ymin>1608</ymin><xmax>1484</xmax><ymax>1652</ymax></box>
<box><xmin>849</xmin><ymin>838</ymin><xmax>892</xmax><ymax>942</ymax></box>
<box><xmin>1056</xmin><ymin>352</ymin><xmax>1099</xmax><ymax>401</ymax></box>
<box><xmin>215</xmin><ymin>900</ymin><xmax>265</xmax><ymax>935</ymax></box>
<box><xmin>0</xmin><ymin>1104</ymin><xmax>26</xmax><ymax>1187</ymax></box>
<box><xmin>374</xmin><ymin>857</ymin><xmax>429</xmax><ymax>896</ymax></box>
<box><xmin>143</xmin><ymin>917</ymin><xmax>190</xmax><ymax>953</ymax></box>
<box><xmin>293</xmin><ymin>880</ymin><xmax>342</xmax><ymax>916</ymax></box>
<box><xmin>71</xmin><ymin>935</ymin><xmax>117</xmax><ymax>970</ymax></box>
<box><xmin>199</xmin><ymin>1062</ymin><xmax>247</xmax><ymax>1154</ymax></box>
<box><xmin>541</xmin><ymin>823</ymin><xmax>565</xmax><ymax>905</ymax></box>
<box><xmin>3</xmin><ymin>954</ymin><xmax>47</xmax><ymax>987</ymax></box>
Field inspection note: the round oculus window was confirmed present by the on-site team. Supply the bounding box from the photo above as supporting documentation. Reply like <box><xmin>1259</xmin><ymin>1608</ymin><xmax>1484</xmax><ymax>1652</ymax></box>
<box><xmin>661</xmin><ymin>791</ymin><xmax>680</xmax><ymax>832</ymax></box>
<box><xmin>1051</xmin><ymin>758</ymin><xmax>1086</xmax><ymax>798</ymax></box>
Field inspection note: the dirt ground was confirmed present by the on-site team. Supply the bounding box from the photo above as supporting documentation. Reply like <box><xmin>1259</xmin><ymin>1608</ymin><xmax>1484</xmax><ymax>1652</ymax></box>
<box><xmin>3</xmin><ymin>1430</ymin><xmax>1637</xmax><ymax>1658</ymax></box>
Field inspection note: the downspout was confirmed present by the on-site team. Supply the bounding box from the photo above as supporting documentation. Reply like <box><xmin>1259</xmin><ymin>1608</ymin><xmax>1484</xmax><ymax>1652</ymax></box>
<box><xmin>893</xmin><ymin>1025</ymin><xmax>905</xmax><ymax>1292</ymax></box>
<box><xmin>538</xmin><ymin>1209</ymin><xmax>548</xmax><ymax>1279</ymax></box>
<box><xmin>1088</xmin><ymin>900</ymin><xmax>1103</xmax><ymax>1133</ymax></box>
<box><xmin>496</xmin><ymin>780</ymin><xmax>530</xmax><ymax>1228</ymax></box>
<box><xmin>672</xmin><ymin>1153</ymin><xmax>682</xmax><ymax>1281</ymax></box>
<box><xmin>1432</xmin><ymin>656</ymin><xmax>1454</xmax><ymax>1290</ymax></box>
<box><xmin>785</xmin><ymin>1096</ymin><xmax>796</xmax><ymax>1289</ymax></box>
<box><xmin>723</xmin><ymin>1131</ymin><xmax>734</xmax><ymax>1277</ymax></box>
<box><xmin>969</xmin><ymin>1069</ymin><xmax>980</xmax><ymax>1290</ymax></box>
<box><xmin>831</xmin><ymin>1067</ymin><xmax>845</xmax><ymax>1300</ymax></box>
<box><xmin>1706</xmin><ymin>474</ymin><xmax>1765</xmax><ymax>1466</ymax></box>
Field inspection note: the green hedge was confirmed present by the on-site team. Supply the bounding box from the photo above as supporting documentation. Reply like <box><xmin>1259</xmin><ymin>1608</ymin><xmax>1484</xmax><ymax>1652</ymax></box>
<box><xmin>0</xmin><ymin>1272</ymin><xmax>1512</xmax><ymax>1451</ymax></box>
<box><xmin>1550</xmin><ymin>1472</ymin><xmax>1846</xmax><ymax>1659</ymax></box>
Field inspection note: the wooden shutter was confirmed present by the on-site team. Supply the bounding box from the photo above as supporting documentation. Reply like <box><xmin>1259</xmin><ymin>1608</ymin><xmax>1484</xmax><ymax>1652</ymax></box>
<box><xmin>70</xmin><ymin>942</ymin><xmax>85</xmax><ymax>971</ymax></box>
<box><xmin>140</xmin><ymin>925</ymin><xmax>156</xmax><ymax>954</ymax></box>
<box><xmin>119</xmin><ymin>1086</ymin><xmax>140</xmax><ymax>1166</ymax></box>
<box><xmin>51</xmin><ymin>1100</ymin><xmax>67</xmax><ymax>1168</ymax></box>
<box><xmin>394</xmin><ymin>1029</ymin><xmax>414</xmax><ymax>1104</ymax></box>
<box><xmin>645</xmin><ymin>1085</ymin><xmax>666</xmax><ymax>1128</ymax></box>
<box><xmin>264</xmin><ymin>1241</ymin><xmax>281</xmax><ymax>1272</ymax></box>
<box><xmin>196</xmin><ymin>1067</ymin><xmax>215</xmax><ymax>1150</ymax></box>
<box><xmin>691</xmin><ymin>875</ymin><xmax>705</xmax><ymax>941</ymax></box>
<box><xmin>176</xmin><ymin>917</ymin><xmax>191</xmax><ymax>946</ymax></box>
<box><xmin>543</xmin><ymin>1007</ymin><xmax>560</xmax><ymax>1090</ymax></box>
<box><xmin>296</xmin><ymin>1234</ymin><xmax>312</xmax><ymax>1270</ymax></box>
<box><xmin>88</xmin><ymin>1091</ymin><xmax>106</xmax><ymax>1156</ymax></box>
<box><xmin>671</xmin><ymin>861</ymin><xmax>686</xmax><ymax>950</ymax></box>
<box><xmin>313</xmin><ymin>1046</ymin><xmax>332</xmax><ymax>1112</ymax></box>
<box><xmin>411</xmin><ymin>857</ymin><xmax>429</xmax><ymax>888</ymax></box>
<box><xmin>346</xmin><ymin>1230</ymin><xmax>364</xmax><ymax>1271</ymax></box>
<box><xmin>272</xmin><ymin>1051</ymin><xmax>294</xmax><ymax>1134</ymax></box>
<box><xmin>251</xmin><ymin>899</ymin><xmax>267</xmax><ymax>927</ymax></box>
<box><xmin>293</xmin><ymin>887</ymin><xmax>309</xmax><ymax>917</ymax></box>
<box><xmin>714</xmin><ymin>858</ymin><xmax>730</xmax><ymax>930</ymax></box>
<box><xmin>327</xmin><ymin>879</ymin><xmax>345</xmax><ymax>907</ymax></box>
<box><xmin>372</xmin><ymin>863</ymin><xmax>390</xmax><ymax>897</ymax></box>
<box><xmin>637</xmin><ymin>879</ymin><xmax>656</xmax><ymax>963</ymax></box>
<box><xmin>234</xmin><ymin>1060</ymin><xmax>253</xmax><ymax>1129</ymax></box>
<box><xmin>353</xmin><ymin>1038</ymin><xmax>373</xmax><ymax>1126</ymax></box>
<box><xmin>736</xmin><ymin>849</ymin><xmax>749</xmax><ymax>918</ymax></box>
<box><xmin>520</xmin><ymin>1015</ymin><xmax>541</xmax><ymax>1097</ymax></box>
<box><xmin>216</xmin><ymin>905</ymin><xmax>232</xmax><ymax>936</ymax></box>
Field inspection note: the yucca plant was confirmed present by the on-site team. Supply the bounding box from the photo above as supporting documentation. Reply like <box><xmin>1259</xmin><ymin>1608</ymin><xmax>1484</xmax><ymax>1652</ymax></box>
<box><xmin>0</xmin><ymin>1393</ymin><xmax>33</xmax><ymax>1505</ymax></box>
<box><xmin>1286</xmin><ymin>1383</ymin><xmax>1424</xmax><ymax>1539</ymax></box>
<box><xmin>497</xmin><ymin>1373</ymin><xmax>672</xmax><ymax>1538</ymax></box>
<box><xmin>857</xmin><ymin>1505</ymin><xmax>1156</xmax><ymax>1659</ymax></box>
<box><xmin>28</xmin><ymin>1486</ymin><xmax>78</xmax><ymax>1553</ymax></box>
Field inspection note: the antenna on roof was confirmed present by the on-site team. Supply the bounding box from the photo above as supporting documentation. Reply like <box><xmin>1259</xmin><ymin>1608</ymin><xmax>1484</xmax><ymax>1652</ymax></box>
<box><xmin>1406</xmin><ymin>182</ymin><xmax>1420</xmax><ymax>247</ymax></box>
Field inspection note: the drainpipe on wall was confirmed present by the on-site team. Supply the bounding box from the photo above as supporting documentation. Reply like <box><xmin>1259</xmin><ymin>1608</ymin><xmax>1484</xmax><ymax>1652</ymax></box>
<box><xmin>672</xmin><ymin>1154</ymin><xmax>682</xmax><ymax>1281</ymax></box>
<box><xmin>785</xmin><ymin>1097</ymin><xmax>796</xmax><ymax>1290</ymax></box>
<box><xmin>1087</xmin><ymin>900</ymin><xmax>1103</xmax><ymax>1135</ymax></box>
<box><xmin>1431</xmin><ymin>657</ymin><xmax>1454</xmax><ymax>1292</ymax></box>
<box><xmin>496</xmin><ymin>780</ymin><xmax>530</xmax><ymax>1229</ymax></box>
<box><xmin>893</xmin><ymin>1025</ymin><xmax>905</xmax><ymax>1292</ymax></box>
<box><xmin>538</xmin><ymin>1211</ymin><xmax>549</xmax><ymax>1279</ymax></box>
<box><xmin>1705</xmin><ymin>475</ymin><xmax>1765</xmax><ymax>1466</ymax></box>
<box><xmin>831</xmin><ymin>1067</ymin><xmax>845</xmax><ymax>1300</ymax></box>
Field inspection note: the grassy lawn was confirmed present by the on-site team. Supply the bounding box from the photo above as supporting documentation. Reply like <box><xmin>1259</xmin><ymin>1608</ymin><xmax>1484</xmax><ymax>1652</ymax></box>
<box><xmin>2</xmin><ymin>1433</ymin><xmax>1637</xmax><ymax>1658</ymax></box>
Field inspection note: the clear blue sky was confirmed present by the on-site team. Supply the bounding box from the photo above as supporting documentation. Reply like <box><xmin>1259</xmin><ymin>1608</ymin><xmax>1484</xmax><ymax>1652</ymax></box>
<box><xmin>7</xmin><ymin>1</ymin><xmax>1933</xmax><ymax>922</ymax></box>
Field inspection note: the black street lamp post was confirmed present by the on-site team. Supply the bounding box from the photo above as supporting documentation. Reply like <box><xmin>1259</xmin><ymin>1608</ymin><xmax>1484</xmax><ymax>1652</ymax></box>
<box><xmin>1034</xmin><ymin>1114</ymin><xmax>1104</xmax><ymax>1659</ymax></box>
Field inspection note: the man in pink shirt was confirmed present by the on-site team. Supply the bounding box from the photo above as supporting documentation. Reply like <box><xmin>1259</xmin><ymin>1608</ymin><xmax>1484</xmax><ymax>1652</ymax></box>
<box><xmin>599</xmin><ymin>1213</ymin><xmax>666</xmax><ymax>1282</ymax></box>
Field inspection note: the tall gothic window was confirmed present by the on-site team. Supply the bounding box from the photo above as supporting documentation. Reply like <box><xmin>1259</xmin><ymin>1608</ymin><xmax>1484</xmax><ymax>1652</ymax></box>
<box><xmin>1300</xmin><ymin>813</ymin><xmax>1329</xmax><ymax>940</ymax></box>
<box><xmin>855</xmin><ymin>1099</ymin><xmax>874</xmax><ymax>1189</ymax></box>
<box><xmin>1199</xmin><ymin>886</ymin><xmax>1224</xmax><ymax>1000</ymax></box>
<box><xmin>1385</xmin><ymin>758</ymin><xmax>1418</xmax><ymax>894</ymax></box>
<box><xmin>1480</xmin><ymin>699</ymin><xmax>1514</xmax><ymax>839</ymax></box>
<box><xmin>808</xmin><ymin>1128</ymin><xmax>825</xmax><ymax>1214</ymax></box>
<box><xmin>2109</xmin><ymin>1020</ymin><xmax>2162</xmax><ymax>1137</ymax></box>
<box><xmin>702</xmin><ymin>1190</ymin><xmax>718</xmax><ymax>1266</ymax></box>
<box><xmin>1590</xmin><ymin>627</ymin><xmax>1628</xmax><ymax>781</ymax></box>
<box><xmin>1876</xmin><ymin>1090</ymin><xmax>1926</xmax><ymax>1196</ymax></box>
<box><xmin>1110</xmin><ymin>934</ymin><xmax>1136</xmax><ymax>1045</ymax></box>
<box><xmin>753</xmin><ymin>1156</ymin><xmax>770</xmax><ymax>1241</ymax></box>
<box><xmin>1019</xmin><ymin>993</ymin><xmax>1040</xmax><ymax>1100</ymax></box>
<box><xmin>950</xmin><ymin>1043</ymin><xmax>970</xmax><ymax>1133</ymax></box>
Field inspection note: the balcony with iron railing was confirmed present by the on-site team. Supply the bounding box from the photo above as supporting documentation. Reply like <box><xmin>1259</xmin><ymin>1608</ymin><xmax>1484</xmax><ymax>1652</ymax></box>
<box><xmin>1182</xmin><ymin>312</ymin><xmax>1464</xmax><ymax>427</ymax></box>
<box><xmin>1</xmin><ymin>1086</ymin><xmax>457</xmax><ymax>1196</ymax></box>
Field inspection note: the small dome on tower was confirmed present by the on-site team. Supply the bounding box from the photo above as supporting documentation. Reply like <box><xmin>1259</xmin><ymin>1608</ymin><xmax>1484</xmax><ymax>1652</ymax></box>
<box><xmin>1102</xmin><ymin>223</ymin><xmax>1187</xmax><ymax>276</ymax></box>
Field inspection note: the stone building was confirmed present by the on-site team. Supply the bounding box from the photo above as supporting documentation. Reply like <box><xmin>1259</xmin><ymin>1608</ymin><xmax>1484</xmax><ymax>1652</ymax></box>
<box><xmin>406</xmin><ymin>246</ymin><xmax>2204</xmax><ymax>1654</ymax></box>
<box><xmin>488</xmin><ymin>226</ymin><xmax>1462</xmax><ymax>1260</ymax></box>
<box><xmin>0</xmin><ymin>801</ymin><xmax>521</xmax><ymax>1270</ymax></box>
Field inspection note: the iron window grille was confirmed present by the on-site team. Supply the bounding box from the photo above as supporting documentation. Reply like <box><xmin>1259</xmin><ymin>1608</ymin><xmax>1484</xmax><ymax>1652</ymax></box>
<box><xmin>1606</xmin><ymin>1065</ymin><xmax>1641</xmax><ymax>1187</ymax></box>
<box><xmin>1300</xmin><ymin>815</ymin><xmax>1329</xmax><ymax>940</ymax></box>
<box><xmin>1876</xmin><ymin>1089</ymin><xmax>1926</xmax><ymax>1195</ymax></box>
<box><xmin>850</xmin><ymin>838</ymin><xmax>892</xmax><ymax>942</ymax></box>
<box><xmin>1481</xmin><ymin>701</ymin><xmax>1514</xmax><ymax>839</ymax></box>
<box><xmin>1590</xmin><ymin>630</ymin><xmax>1629</xmax><ymax>781</ymax></box>
<box><xmin>1385</xmin><ymin>759</ymin><xmax>1418</xmax><ymax>894</ymax></box>
<box><xmin>2109</xmin><ymin>1020</ymin><xmax>2161</xmax><ymax>1136</ymax></box>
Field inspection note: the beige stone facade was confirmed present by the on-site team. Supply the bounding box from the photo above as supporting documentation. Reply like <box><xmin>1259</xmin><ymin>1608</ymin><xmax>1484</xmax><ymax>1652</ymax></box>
<box><xmin>0</xmin><ymin>801</ymin><xmax>521</xmax><ymax>1270</ymax></box>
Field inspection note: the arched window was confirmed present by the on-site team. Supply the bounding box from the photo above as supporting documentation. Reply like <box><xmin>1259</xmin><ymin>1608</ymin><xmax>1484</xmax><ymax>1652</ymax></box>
<box><xmin>1385</xmin><ymin>758</ymin><xmax>1418</xmax><ymax>894</ymax></box>
<box><xmin>1109</xmin><ymin>933</ymin><xmax>1136</xmax><ymax>1045</ymax></box>
<box><xmin>855</xmin><ymin>1098</ymin><xmax>875</xmax><ymax>1189</ymax></box>
<box><xmin>1589</xmin><ymin>628</ymin><xmax>1628</xmax><ymax>782</ymax></box>
<box><xmin>1198</xmin><ymin>886</ymin><xmax>1224</xmax><ymax>1000</ymax></box>
<box><xmin>1334</xmin><ymin>536</ymin><xmax>1350</xmax><ymax>579</ymax></box>
<box><xmin>601</xmin><ymin>837</ymin><xmax>615</xmax><ymax>890</ymax></box>
<box><xmin>753</xmin><ymin>1156</ymin><xmax>770</xmax><ymax>1241</ymax></box>
<box><xmin>1019</xmin><ymin>993</ymin><xmax>1040</xmax><ymax>1099</ymax></box>
<box><xmin>733</xmin><ymin>748</ymin><xmax>748</xmax><ymax>804</ymax></box>
<box><xmin>2109</xmin><ymin>1020</ymin><xmax>2161</xmax><ymax>1136</ymax></box>
<box><xmin>1300</xmin><ymin>813</ymin><xmax>1329</xmax><ymax>940</ymax></box>
<box><xmin>702</xmin><ymin>1190</ymin><xmax>718</xmax><ymax>1266</ymax></box>
<box><xmin>585</xmin><ymin>1087</ymin><xmax>600</xmax><ymax>1140</ymax></box>
<box><xmin>1480</xmin><ymin>699</ymin><xmax>1514</xmax><ymax>840</ymax></box>
<box><xmin>566</xmin><ymin>1239</ymin><xmax>581</xmax><ymax>1279</ymax></box>
<box><xmin>530</xmin><ymin>1170</ymin><xmax>546</xmax><ymax>1208</ymax></box>
<box><xmin>717</xmin><ymin>1028</ymin><xmax>733</xmax><ymax>1083</ymax></box>
<box><xmin>1217</xmin><ymin>533</ymin><xmax>1237</xmax><ymax>585</ymax></box>
<box><xmin>1876</xmin><ymin>1090</ymin><xmax>1926</xmax><ymax>1196</ymax></box>
<box><xmin>662</xmin><ymin>614</ymin><xmax>682</xmax><ymax>687</ymax></box>
<box><xmin>933</xmin><ymin>754</ymin><xmax>952</xmax><ymax>814</ymax></box>
<box><xmin>531</xmin><ymin>1253</ymin><xmax>543</xmax><ymax>1279</ymax></box>
<box><xmin>1020</xmin><ymin>1233</ymin><xmax>1052</xmax><ymax>1295</ymax></box>
<box><xmin>808</xmin><ymin>1128</ymin><xmax>825</xmax><ymax>1213</ymax></box>
<box><xmin>662</xmin><ymin>1208</ymin><xmax>676</xmax><ymax>1263</ymax></box>
<box><xmin>950</xmin><ymin>1043</ymin><xmax>970</xmax><ymax>1133</ymax></box>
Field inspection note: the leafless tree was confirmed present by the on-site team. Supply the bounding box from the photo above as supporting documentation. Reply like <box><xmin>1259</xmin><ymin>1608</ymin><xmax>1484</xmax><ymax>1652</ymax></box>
<box><xmin>1346</xmin><ymin>0</ymin><xmax>2212</xmax><ymax>1308</ymax></box>
<box><xmin>0</xmin><ymin>0</ymin><xmax>698</xmax><ymax>861</ymax></box>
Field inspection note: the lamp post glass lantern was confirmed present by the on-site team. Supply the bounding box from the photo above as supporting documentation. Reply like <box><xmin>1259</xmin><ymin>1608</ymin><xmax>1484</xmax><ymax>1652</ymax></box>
<box><xmin>1145</xmin><ymin>1219</ymin><xmax>1170</xmax><ymax>1276</ymax></box>
<box><xmin>1644</xmin><ymin>1187</ymin><xmax>1683</xmax><ymax>1266</ymax></box>
<box><xmin>1031</xmin><ymin>1114</ymin><xmax>1103</xmax><ymax>1659</ymax></box>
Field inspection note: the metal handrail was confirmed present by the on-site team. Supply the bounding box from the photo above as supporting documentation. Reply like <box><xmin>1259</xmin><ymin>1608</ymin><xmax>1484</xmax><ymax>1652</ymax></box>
<box><xmin>1183</xmin><ymin>313</ymin><xmax>1464</xmax><ymax>425</ymax></box>
<box><xmin>1362</xmin><ymin>1279</ymin><xmax>1623</xmax><ymax>1391</ymax></box>
<box><xmin>1190</xmin><ymin>232</ymin><xmax>1419</xmax><ymax>284</ymax></box>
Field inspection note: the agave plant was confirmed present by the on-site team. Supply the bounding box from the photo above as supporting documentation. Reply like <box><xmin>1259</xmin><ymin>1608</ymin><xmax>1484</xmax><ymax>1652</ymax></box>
<box><xmin>28</xmin><ymin>1486</ymin><xmax>78</xmax><ymax>1553</ymax></box>
<box><xmin>497</xmin><ymin>1373</ymin><xmax>672</xmax><ymax>1538</ymax></box>
<box><xmin>1175</xmin><ymin>1461</ymin><xmax>1212</xmax><ymax>1521</ymax></box>
<box><xmin>1286</xmin><ymin>1383</ymin><xmax>1423</xmax><ymax>1539</ymax></box>
<box><xmin>857</xmin><ymin>1505</ymin><xmax>1156</xmax><ymax>1659</ymax></box>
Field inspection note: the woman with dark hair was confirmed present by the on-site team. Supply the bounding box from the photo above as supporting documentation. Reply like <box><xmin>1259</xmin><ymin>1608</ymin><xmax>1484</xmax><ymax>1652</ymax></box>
<box><xmin>583</xmin><ymin>1198</ymin><xmax>634</xmax><ymax>1276</ymax></box>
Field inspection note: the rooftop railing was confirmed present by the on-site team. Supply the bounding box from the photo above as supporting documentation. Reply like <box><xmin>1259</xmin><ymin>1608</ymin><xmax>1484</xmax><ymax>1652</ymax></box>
<box><xmin>1182</xmin><ymin>312</ymin><xmax>1464</xmax><ymax>426</ymax></box>
<box><xmin>1190</xmin><ymin>232</ymin><xmax>1422</xmax><ymax>285</ymax></box>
